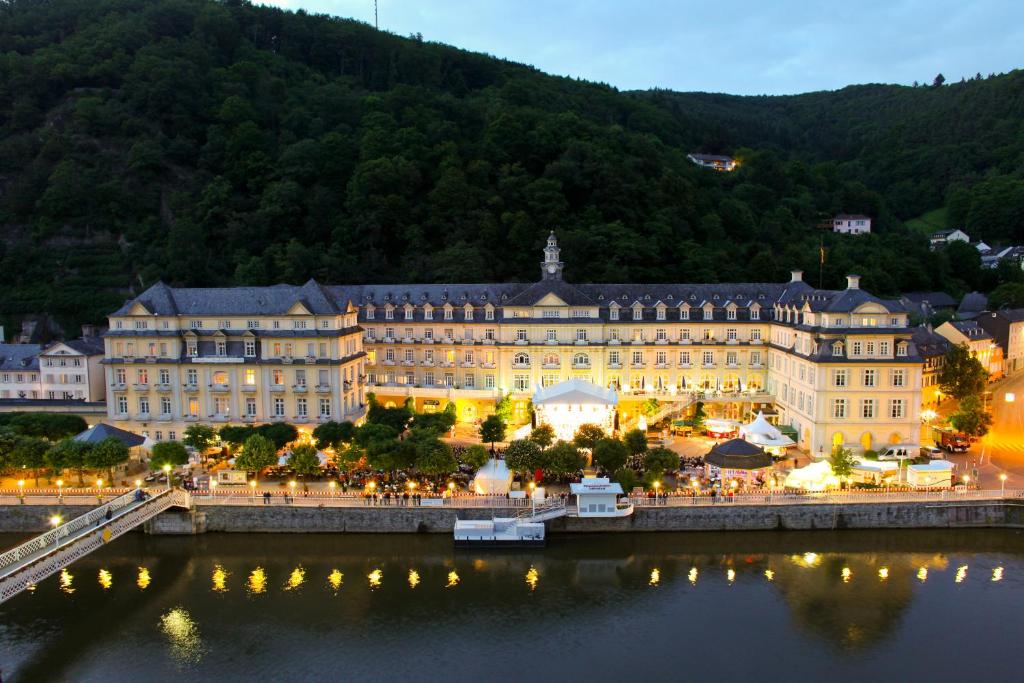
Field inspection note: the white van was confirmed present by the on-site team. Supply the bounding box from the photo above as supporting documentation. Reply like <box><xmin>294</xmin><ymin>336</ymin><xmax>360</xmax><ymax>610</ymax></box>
<box><xmin>877</xmin><ymin>444</ymin><xmax>917</xmax><ymax>461</ymax></box>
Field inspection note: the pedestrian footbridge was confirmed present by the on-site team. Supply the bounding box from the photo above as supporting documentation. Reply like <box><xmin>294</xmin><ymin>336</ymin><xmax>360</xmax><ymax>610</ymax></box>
<box><xmin>0</xmin><ymin>488</ymin><xmax>191</xmax><ymax>604</ymax></box>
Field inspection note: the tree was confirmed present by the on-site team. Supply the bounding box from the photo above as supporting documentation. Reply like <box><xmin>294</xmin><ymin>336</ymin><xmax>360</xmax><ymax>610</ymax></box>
<box><xmin>592</xmin><ymin>438</ymin><xmax>628</xmax><ymax>472</ymax></box>
<box><xmin>313</xmin><ymin>420</ymin><xmax>355</xmax><ymax>450</ymax></box>
<box><xmin>5</xmin><ymin>413</ymin><xmax>87</xmax><ymax>441</ymax></box>
<box><xmin>183</xmin><ymin>424</ymin><xmax>217</xmax><ymax>455</ymax></box>
<box><xmin>352</xmin><ymin>423</ymin><xmax>398</xmax><ymax>448</ymax></box>
<box><xmin>642</xmin><ymin>397</ymin><xmax>660</xmax><ymax>418</ymax></box>
<box><xmin>613</xmin><ymin>467</ymin><xmax>639</xmax><ymax>493</ymax></box>
<box><xmin>219</xmin><ymin>425</ymin><xmax>256</xmax><ymax>451</ymax></box>
<box><xmin>46</xmin><ymin>439</ymin><xmax>92</xmax><ymax>486</ymax></box>
<box><xmin>529</xmin><ymin>424</ymin><xmax>555</xmax><ymax>449</ymax></box>
<box><xmin>989</xmin><ymin>282</ymin><xmax>1024</xmax><ymax>310</ymax></box>
<box><xmin>256</xmin><ymin>422</ymin><xmax>298</xmax><ymax>450</ymax></box>
<box><xmin>416</xmin><ymin>439</ymin><xmax>458</xmax><ymax>477</ymax></box>
<box><xmin>690</xmin><ymin>402</ymin><xmax>707</xmax><ymax>432</ymax></box>
<box><xmin>643</xmin><ymin>447</ymin><xmax>679</xmax><ymax>477</ymax></box>
<box><xmin>151</xmin><ymin>441</ymin><xmax>189</xmax><ymax>468</ymax></box>
<box><xmin>287</xmin><ymin>443</ymin><xmax>321</xmax><ymax>477</ymax></box>
<box><xmin>234</xmin><ymin>434</ymin><xmax>277</xmax><ymax>481</ymax></box>
<box><xmin>543</xmin><ymin>441</ymin><xmax>584</xmax><ymax>477</ymax></box>
<box><xmin>462</xmin><ymin>444</ymin><xmax>490</xmax><ymax>469</ymax></box>
<box><xmin>495</xmin><ymin>394</ymin><xmax>515</xmax><ymax>424</ymax></box>
<box><xmin>829</xmin><ymin>445</ymin><xmax>856</xmax><ymax>479</ymax></box>
<box><xmin>932</xmin><ymin>73</ymin><xmax>946</xmax><ymax>87</ymax></box>
<box><xmin>12</xmin><ymin>436</ymin><xmax>50</xmax><ymax>485</ymax></box>
<box><xmin>87</xmin><ymin>437</ymin><xmax>129</xmax><ymax>484</ymax></box>
<box><xmin>573</xmin><ymin>424</ymin><xmax>606</xmax><ymax>451</ymax></box>
<box><xmin>938</xmin><ymin>343</ymin><xmax>988</xmax><ymax>400</ymax></box>
<box><xmin>623</xmin><ymin>429</ymin><xmax>648</xmax><ymax>456</ymax></box>
<box><xmin>479</xmin><ymin>414</ymin><xmax>506</xmax><ymax>451</ymax></box>
<box><xmin>504</xmin><ymin>439</ymin><xmax>543</xmax><ymax>475</ymax></box>
<box><xmin>950</xmin><ymin>395</ymin><xmax>993</xmax><ymax>437</ymax></box>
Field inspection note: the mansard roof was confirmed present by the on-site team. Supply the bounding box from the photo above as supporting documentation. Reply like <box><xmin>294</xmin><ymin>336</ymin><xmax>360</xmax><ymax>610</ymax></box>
<box><xmin>503</xmin><ymin>279</ymin><xmax>597</xmax><ymax>307</ymax></box>
<box><xmin>0</xmin><ymin>344</ymin><xmax>41</xmax><ymax>372</ymax></box>
<box><xmin>113</xmin><ymin>280</ymin><xmax>344</xmax><ymax>317</ymax></box>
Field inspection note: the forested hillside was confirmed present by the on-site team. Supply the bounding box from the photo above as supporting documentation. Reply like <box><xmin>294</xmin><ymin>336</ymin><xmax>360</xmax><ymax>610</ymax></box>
<box><xmin>0</xmin><ymin>0</ymin><xmax>1022</xmax><ymax>333</ymax></box>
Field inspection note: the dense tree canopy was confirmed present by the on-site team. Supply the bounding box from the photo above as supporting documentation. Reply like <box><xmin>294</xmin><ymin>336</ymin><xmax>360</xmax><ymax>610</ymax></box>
<box><xmin>1</xmin><ymin>0</ymin><xmax>1022</xmax><ymax>334</ymax></box>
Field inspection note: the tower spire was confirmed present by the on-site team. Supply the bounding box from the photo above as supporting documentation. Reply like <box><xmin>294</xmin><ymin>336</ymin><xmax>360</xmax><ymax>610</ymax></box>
<box><xmin>541</xmin><ymin>231</ymin><xmax>564</xmax><ymax>281</ymax></box>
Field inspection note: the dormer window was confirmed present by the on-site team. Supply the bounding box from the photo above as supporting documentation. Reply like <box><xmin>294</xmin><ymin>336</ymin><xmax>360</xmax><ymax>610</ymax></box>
<box><xmin>404</xmin><ymin>306</ymin><xmax>413</xmax><ymax>320</ymax></box>
<box><xmin>444</xmin><ymin>307</ymin><xmax>453</xmax><ymax>321</ymax></box>
<box><xmin>751</xmin><ymin>307</ymin><xmax>760</xmax><ymax>321</ymax></box>
<box><xmin>464</xmin><ymin>306</ymin><xmax>474</xmax><ymax>321</ymax></box>
<box><xmin>424</xmin><ymin>306</ymin><xmax>433</xmax><ymax>321</ymax></box>
<box><xmin>703</xmin><ymin>307</ymin><xmax>713</xmax><ymax>321</ymax></box>
<box><xmin>897</xmin><ymin>342</ymin><xmax>908</xmax><ymax>357</ymax></box>
<box><xmin>633</xmin><ymin>306</ymin><xmax>642</xmax><ymax>321</ymax></box>
<box><xmin>680</xmin><ymin>307</ymin><xmax>689</xmax><ymax>321</ymax></box>
<box><xmin>656</xmin><ymin>307</ymin><xmax>666</xmax><ymax>321</ymax></box>
<box><xmin>727</xmin><ymin>308</ymin><xmax>736</xmax><ymax>321</ymax></box>
<box><xmin>833</xmin><ymin>342</ymin><xmax>844</xmax><ymax>357</ymax></box>
<box><xmin>485</xmin><ymin>307</ymin><xmax>494</xmax><ymax>321</ymax></box>
<box><xmin>610</xmin><ymin>307</ymin><xmax>619</xmax><ymax>321</ymax></box>
<box><xmin>366</xmin><ymin>307</ymin><xmax>375</xmax><ymax>320</ymax></box>
<box><xmin>384</xmin><ymin>307</ymin><xmax>394</xmax><ymax>320</ymax></box>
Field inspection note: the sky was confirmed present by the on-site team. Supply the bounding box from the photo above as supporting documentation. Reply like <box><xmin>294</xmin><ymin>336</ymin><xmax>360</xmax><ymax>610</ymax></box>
<box><xmin>256</xmin><ymin>0</ymin><xmax>1024</xmax><ymax>95</ymax></box>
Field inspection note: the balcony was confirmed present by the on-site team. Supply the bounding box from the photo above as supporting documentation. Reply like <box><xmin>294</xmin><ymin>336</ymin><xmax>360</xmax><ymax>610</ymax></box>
<box><xmin>422</xmin><ymin>338</ymin><xmax>434</xmax><ymax>345</ymax></box>
<box><xmin>382</xmin><ymin>337</ymin><xmax>396</xmax><ymax>344</ymax></box>
<box><xmin>750</xmin><ymin>363</ymin><xmax>764</xmax><ymax>369</ymax></box>
<box><xmin>608</xmin><ymin>339</ymin><xmax>621</xmax><ymax>346</ymax></box>
<box><xmin>315</xmin><ymin>384</ymin><xmax>331</xmax><ymax>393</ymax></box>
<box><xmin>630</xmin><ymin>340</ymin><xmax>645</xmax><ymax>346</ymax></box>
<box><xmin>678</xmin><ymin>362</ymin><xmax>692</xmax><ymax>369</ymax></box>
<box><xmin>157</xmin><ymin>414</ymin><xmax>173</xmax><ymax>422</ymax></box>
<box><xmin>136</xmin><ymin>412</ymin><xmax>151</xmax><ymax>421</ymax></box>
<box><xmin>542</xmin><ymin>363</ymin><xmax>560</xmax><ymax>370</ymax></box>
<box><xmin>544</xmin><ymin>339</ymin><xmax>558</xmax><ymax>345</ymax></box>
<box><xmin>460</xmin><ymin>361</ymin><xmax>475</xmax><ymax>368</ymax></box>
<box><xmin>481</xmin><ymin>362</ymin><xmax>496</xmax><ymax>369</ymax></box>
<box><xmin>210</xmin><ymin>383</ymin><xmax>231</xmax><ymax>392</ymax></box>
<box><xmin>184</xmin><ymin>383</ymin><xmax>199</xmax><ymax>393</ymax></box>
<box><xmin>726</xmin><ymin>362</ymin><xmax>739</xmax><ymax>369</ymax></box>
<box><xmin>242</xmin><ymin>415</ymin><xmax>257</xmax><ymax>422</ymax></box>
<box><xmin>750</xmin><ymin>339</ymin><xmax>763</xmax><ymax>345</ymax></box>
<box><xmin>726</xmin><ymin>339</ymin><xmax>739</xmax><ymax>345</ymax></box>
<box><xmin>402</xmin><ymin>337</ymin><xmax>415</xmax><ymax>344</ymax></box>
<box><xmin>572</xmin><ymin>363</ymin><xmax>591</xmax><ymax>370</ymax></box>
<box><xmin>512</xmin><ymin>362</ymin><xmax>530</xmax><ymax>369</ymax></box>
<box><xmin>401</xmin><ymin>360</ymin><xmax>415</xmax><ymax>366</ymax></box>
<box><xmin>678</xmin><ymin>339</ymin><xmax>692</xmax><ymax>345</ymax></box>
<box><xmin>702</xmin><ymin>338</ymin><xmax>717</xmax><ymax>344</ymax></box>
<box><xmin>241</xmin><ymin>384</ymin><xmax>258</xmax><ymax>392</ymax></box>
<box><xmin>460</xmin><ymin>338</ymin><xmax>475</xmax><ymax>345</ymax></box>
<box><xmin>514</xmin><ymin>339</ymin><xmax>529</xmax><ymax>346</ymax></box>
<box><xmin>702</xmin><ymin>363</ymin><xmax>716</xmax><ymax>369</ymax></box>
<box><xmin>482</xmin><ymin>339</ymin><xmax>496</xmax><ymax>345</ymax></box>
<box><xmin>574</xmin><ymin>339</ymin><xmax>588</xmax><ymax>345</ymax></box>
<box><xmin>631</xmin><ymin>363</ymin><xmax>645</xmax><ymax>369</ymax></box>
<box><xmin>439</xmin><ymin>361</ymin><xmax>455</xmax><ymax>368</ymax></box>
<box><xmin>442</xmin><ymin>337</ymin><xmax>454</xmax><ymax>344</ymax></box>
<box><xmin>110</xmin><ymin>382</ymin><xmax>127</xmax><ymax>391</ymax></box>
<box><xmin>269</xmin><ymin>384</ymin><xmax>285</xmax><ymax>393</ymax></box>
<box><xmin>381</xmin><ymin>360</ymin><xmax>396</xmax><ymax>366</ymax></box>
<box><xmin>292</xmin><ymin>384</ymin><xmax>309</xmax><ymax>392</ymax></box>
<box><xmin>607</xmin><ymin>362</ymin><xmax>622</xmax><ymax>369</ymax></box>
<box><xmin>155</xmin><ymin>383</ymin><xmax>172</xmax><ymax>392</ymax></box>
<box><xmin>132</xmin><ymin>383</ymin><xmax>149</xmax><ymax>391</ymax></box>
<box><xmin>184</xmin><ymin>415</ymin><xmax>199</xmax><ymax>422</ymax></box>
<box><xmin>211</xmin><ymin>413</ymin><xmax>231</xmax><ymax>422</ymax></box>
<box><xmin>654</xmin><ymin>363</ymin><xmax>668</xmax><ymax>369</ymax></box>
<box><xmin>419</xmin><ymin>360</ymin><xmax>435</xmax><ymax>367</ymax></box>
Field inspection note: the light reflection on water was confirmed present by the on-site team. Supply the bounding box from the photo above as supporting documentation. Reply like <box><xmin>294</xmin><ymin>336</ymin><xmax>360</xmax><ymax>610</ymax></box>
<box><xmin>2</xmin><ymin>531</ymin><xmax>1023</xmax><ymax>682</ymax></box>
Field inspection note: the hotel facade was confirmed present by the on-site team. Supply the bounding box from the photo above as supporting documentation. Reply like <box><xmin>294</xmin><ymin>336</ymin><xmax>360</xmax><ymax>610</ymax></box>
<box><xmin>104</xmin><ymin>234</ymin><xmax>923</xmax><ymax>456</ymax></box>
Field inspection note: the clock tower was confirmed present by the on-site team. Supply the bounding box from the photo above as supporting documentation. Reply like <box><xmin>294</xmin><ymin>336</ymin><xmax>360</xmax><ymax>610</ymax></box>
<box><xmin>541</xmin><ymin>231</ymin><xmax>564</xmax><ymax>281</ymax></box>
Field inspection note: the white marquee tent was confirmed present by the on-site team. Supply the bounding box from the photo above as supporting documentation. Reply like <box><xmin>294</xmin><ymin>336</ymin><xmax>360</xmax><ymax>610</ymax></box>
<box><xmin>471</xmin><ymin>458</ymin><xmax>514</xmax><ymax>495</ymax></box>
<box><xmin>740</xmin><ymin>411</ymin><xmax>795</xmax><ymax>454</ymax></box>
<box><xmin>533</xmin><ymin>379</ymin><xmax>617</xmax><ymax>442</ymax></box>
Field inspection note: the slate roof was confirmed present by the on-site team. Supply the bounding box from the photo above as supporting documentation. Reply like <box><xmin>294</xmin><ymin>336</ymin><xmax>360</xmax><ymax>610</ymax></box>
<box><xmin>950</xmin><ymin>320</ymin><xmax>993</xmax><ymax>341</ymax></box>
<box><xmin>43</xmin><ymin>337</ymin><xmax>105</xmax><ymax>356</ymax></box>
<box><xmin>957</xmin><ymin>291</ymin><xmax>988</xmax><ymax>318</ymax></box>
<box><xmin>0</xmin><ymin>344</ymin><xmax>41</xmax><ymax>372</ymax></box>
<box><xmin>911</xmin><ymin>326</ymin><xmax>951</xmax><ymax>358</ymax></box>
<box><xmin>112</xmin><ymin>280</ymin><xmax>346</xmax><ymax>317</ymax></box>
<box><xmin>901</xmin><ymin>291</ymin><xmax>957</xmax><ymax>308</ymax></box>
<box><xmin>73</xmin><ymin>423</ymin><xmax>146</xmax><ymax>447</ymax></box>
<box><xmin>705</xmin><ymin>439</ymin><xmax>772</xmax><ymax>469</ymax></box>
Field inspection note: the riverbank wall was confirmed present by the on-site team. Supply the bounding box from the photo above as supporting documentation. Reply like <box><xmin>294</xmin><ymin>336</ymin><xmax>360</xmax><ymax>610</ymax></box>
<box><xmin>3</xmin><ymin>500</ymin><xmax>1023</xmax><ymax>535</ymax></box>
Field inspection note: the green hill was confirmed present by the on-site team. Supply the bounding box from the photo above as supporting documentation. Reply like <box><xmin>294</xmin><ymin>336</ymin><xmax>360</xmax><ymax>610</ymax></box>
<box><xmin>1</xmin><ymin>0</ymin><xmax>1022</xmax><ymax>331</ymax></box>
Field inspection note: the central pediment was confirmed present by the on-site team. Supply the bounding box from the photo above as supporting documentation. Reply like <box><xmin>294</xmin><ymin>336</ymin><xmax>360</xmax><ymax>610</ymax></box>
<box><xmin>535</xmin><ymin>292</ymin><xmax>569</xmax><ymax>307</ymax></box>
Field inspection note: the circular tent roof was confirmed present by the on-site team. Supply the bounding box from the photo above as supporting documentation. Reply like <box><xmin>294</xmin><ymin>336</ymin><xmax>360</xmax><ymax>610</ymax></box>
<box><xmin>705</xmin><ymin>438</ymin><xmax>773</xmax><ymax>470</ymax></box>
<box><xmin>740</xmin><ymin>411</ymin><xmax>796</xmax><ymax>448</ymax></box>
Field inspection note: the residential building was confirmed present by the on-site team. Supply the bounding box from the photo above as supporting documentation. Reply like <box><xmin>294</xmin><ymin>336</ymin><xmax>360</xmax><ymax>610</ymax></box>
<box><xmin>956</xmin><ymin>291</ymin><xmax>989</xmax><ymax>320</ymax></box>
<box><xmin>39</xmin><ymin>337</ymin><xmax>107</xmax><ymax>401</ymax></box>
<box><xmin>929</xmin><ymin>228</ymin><xmax>970</xmax><ymax>249</ymax></box>
<box><xmin>911</xmin><ymin>326</ymin><xmax>951</xmax><ymax>407</ymax></box>
<box><xmin>935</xmin><ymin>320</ymin><xmax>1004</xmax><ymax>379</ymax></box>
<box><xmin>974</xmin><ymin>309</ymin><xmax>1024</xmax><ymax>375</ymax></box>
<box><xmin>0</xmin><ymin>344</ymin><xmax>42</xmax><ymax>399</ymax></box>
<box><xmin>103</xmin><ymin>280</ymin><xmax>366</xmax><ymax>442</ymax></box>
<box><xmin>686</xmin><ymin>153</ymin><xmax>736</xmax><ymax>172</ymax></box>
<box><xmin>104</xmin><ymin>234</ymin><xmax>924</xmax><ymax>455</ymax></box>
<box><xmin>832</xmin><ymin>214</ymin><xmax>871</xmax><ymax>235</ymax></box>
<box><xmin>899</xmin><ymin>291</ymin><xmax>957</xmax><ymax>321</ymax></box>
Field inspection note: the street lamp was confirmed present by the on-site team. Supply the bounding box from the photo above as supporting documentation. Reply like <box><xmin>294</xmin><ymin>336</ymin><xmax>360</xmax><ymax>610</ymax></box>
<box><xmin>162</xmin><ymin>464</ymin><xmax>171</xmax><ymax>489</ymax></box>
<box><xmin>56</xmin><ymin>479</ymin><xmax>64</xmax><ymax>503</ymax></box>
<box><xmin>134</xmin><ymin>479</ymin><xmax>142</xmax><ymax>488</ymax></box>
<box><xmin>1005</xmin><ymin>392</ymin><xmax>1015</xmax><ymax>403</ymax></box>
<box><xmin>653</xmin><ymin>480</ymin><xmax>661</xmax><ymax>505</ymax></box>
<box><xmin>249</xmin><ymin>478</ymin><xmax>257</xmax><ymax>501</ymax></box>
<box><xmin>50</xmin><ymin>514</ymin><xmax>61</xmax><ymax>546</ymax></box>
<box><xmin>96</xmin><ymin>478</ymin><xmax>103</xmax><ymax>502</ymax></box>
<box><xmin>288</xmin><ymin>480</ymin><xmax>297</xmax><ymax>503</ymax></box>
<box><xmin>210</xmin><ymin>480</ymin><xmax>218</xmax><ymax>498</ymax></box>
<box><xmin>328</xmin><ymin>480</ymin><xmax>337</xmax><ymax>497</ymax></box>
<box><xmin>1000</xmin><ymin>473</ymin><xmax>1008</xmax><ymax>496</ymax></box>
<box><xmin>17</xmin><ymin>479</ymin><xmax>24</xmax><ymax>504</ymax></box>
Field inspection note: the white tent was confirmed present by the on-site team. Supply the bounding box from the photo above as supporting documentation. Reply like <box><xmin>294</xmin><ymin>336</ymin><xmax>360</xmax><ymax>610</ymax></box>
<box><xmin>277</xmin><ymin>454</ymin><xmax>289</xmax><ymax>466</ymax></box>
<box><xmin>317</xmin><ymin>450</ymin><xmax>330</xmax><ymax>465</ymax></box>
<box><xmin>533</xmin><ymin>379</ymin><xmax>617</xmax><ymax>442</ymax></box>
<box><xmin>784</xmin><ymin>460</ymin><xmax>839</xmax><ymax>491</ymax></box>
<box><xmin>470</xmin><ymin>458</ymin><xmax>514</xmax><ymax>495</ymax></box>
<box><xmin>741</xmin><ymin>412</ymin><xmax>795</xmax><ymax>451</ymax></box>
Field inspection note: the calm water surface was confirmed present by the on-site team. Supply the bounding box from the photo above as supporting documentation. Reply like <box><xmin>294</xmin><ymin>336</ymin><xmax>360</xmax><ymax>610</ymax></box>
<box><xmin>1</xmin><ymin>529</ymin><xmax>1023</xmax><ymax>682</ymax></box>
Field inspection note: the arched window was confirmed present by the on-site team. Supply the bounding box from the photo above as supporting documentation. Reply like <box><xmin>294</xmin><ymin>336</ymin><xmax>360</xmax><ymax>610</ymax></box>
<box><xmin>513</xmin><ymin>353</ymin><xmax>530</xmax><ymax>366</ymax></box>
<box><xmin>573</xmin><ymin>353</ymin><xmax>589</xmax><ymax>367</ymax></box>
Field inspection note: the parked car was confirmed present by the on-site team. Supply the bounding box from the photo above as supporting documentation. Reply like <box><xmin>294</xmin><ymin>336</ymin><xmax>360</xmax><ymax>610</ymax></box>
<box><xmin>877</xmin><ymin>444</ymin><xmax>917</xmax><ymax>461</ymax></box>
<box><xmin>920</xmin><ymin>446</ymin><xmax>944</xmax><ymax>460</ymax></box>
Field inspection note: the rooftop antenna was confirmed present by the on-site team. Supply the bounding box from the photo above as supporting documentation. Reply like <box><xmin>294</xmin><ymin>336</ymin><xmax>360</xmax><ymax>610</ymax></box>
<box><xmin>374</xmin><ymin>0</ymin><xmax>378</xmax><ymax>29</ymax></box>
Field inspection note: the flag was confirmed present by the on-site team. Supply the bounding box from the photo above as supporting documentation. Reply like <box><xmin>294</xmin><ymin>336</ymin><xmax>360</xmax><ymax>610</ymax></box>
<box><xmin>819</xmin><ymin>244</ymin><xmax>826</xmax><ymax>265</ymax></box>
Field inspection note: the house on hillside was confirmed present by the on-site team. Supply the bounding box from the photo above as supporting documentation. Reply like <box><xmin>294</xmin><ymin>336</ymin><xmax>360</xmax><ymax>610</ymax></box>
<box><xmin>39</xmin><ymin>335</ymin><xmax>107</xmax><ymax>401</ymax></box>
<box><xmin>936</xmin><ymin>320</ymin><xmax>1003</xmax><ymax>380</ymax></box>
<box><xmin>974</xmin><ymin>309</ymin><xmax>1024</xmax><ymax>375</ymax></box>
<box><xmin>912</xmin><ymin>326</ymin><xmax>951</xmax><ymax>406</ymax></box>
<box><xmin>0</xmin><ymin>344</ymin><xmax>42</xmax><ymax>399</ymax></box>
<box><xmin>957</xmin><ymin>291</ymin><xmax>988</xmax><ymax>320</ymax></box>
<box><xmin>929</xmin><ymin>228</ymin><xmax>970</xmax><ymax>249</ymax></box>
<box><xmin>899</xmin><ymin>292</ymin><xmax>957</xmax><ymax>321</ymax></box>
<box><xmin>686</xmin><ymin>153</ymin><xmax>736</xmax><ymax>172</ymax></box>
<box><xmin>832</xmin><ymin>214</ymin><xmax>871</xmax><ymax>235</ymax></box>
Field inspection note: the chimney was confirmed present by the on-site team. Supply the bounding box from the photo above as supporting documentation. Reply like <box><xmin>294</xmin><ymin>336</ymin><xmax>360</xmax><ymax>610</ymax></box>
<box><xmin>846</xmin><ymin>274</ymin><xmax>861</xmax><ymax>290</ymax></box>
<box><xmin>790</xmin><ymin>270</ymin><xmax>804</xmax><ymax>283</ymax></box>
<box><xmin>81</xmin><ymin>324</ymin><xmax>97</xmax><ymax>339</ymax></box>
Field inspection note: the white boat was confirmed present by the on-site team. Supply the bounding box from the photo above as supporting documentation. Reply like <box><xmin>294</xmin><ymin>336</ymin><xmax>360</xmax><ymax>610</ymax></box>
<box><xmin>454</xmin><ymin>518</ymin><xmax>546</xmax><ymax>548</ymax></box>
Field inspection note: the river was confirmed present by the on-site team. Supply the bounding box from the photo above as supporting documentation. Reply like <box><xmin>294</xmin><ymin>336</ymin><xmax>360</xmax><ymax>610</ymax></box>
<box><xmin>1</xmin><ymin>529</ymin><xmax>1022</xmax><ymax>682</ymax></box>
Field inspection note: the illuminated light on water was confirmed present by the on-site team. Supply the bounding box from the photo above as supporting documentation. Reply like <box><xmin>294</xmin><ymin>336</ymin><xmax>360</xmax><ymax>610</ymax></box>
<box><xmin>992</xmin><ymin>567</ymin><xmax>1004</xmax><ymax>582</ymax></box>
<box><xmin>137</xmin><ymin>567</ymin><xmax>151</xmax><ymax>590</ymax></box>
<box><xmin>525</xmin><ymin>566</ymin><xmax>539</xmax><ymax>591</ymax></box>
<box><xmin>878</xmin><ymin>567</ymin><xmax>889</xmax><ymax>581</ymax></box>
<box><xmin>764</xmin><ymin>569</ymin><xmax>775</xmax><ymax>582</ymax></box>
<box><xmin>98</xmin><ymin>569</ymin><xmax>113</xmax><ymax>590</ymax></box>
<box><xmin>328</xmin><ymin>569</ymin><xmax>344</xmax><ymax>591</ymax></box>
<box><xmin>917</xmin><ymin>567</ymin><xmax>928</xmax><ymax>582</ymax></box>
<box><xmin>247</xmin><ymin>567</ymin><xmax>267</xmax><ymax>595</ymax></box>
<box><xmin>160</xmin><ymin>607</ymin><xmax>204</xmax><ymax>665</ymax></box>
<box><xmin>955</xmin><ymin>566</ymin><xmax>968</xmax><ymax>584</ymax></box>
<box><xmin>446</xmin><ymin>570</ymin><xmax>460</xmax><ymax>588</ymax></box>
<box><xmin>727</xmin><ymin>569</ymin><xmax>736</xmax><ymax>584</ymax></box>
<box><xmin>368</xmin><ymin>569</ymin><xmax>383</xmax><ymax>590</ymax></box>
<box><xmin>59</xmin><ymin>569</ymin><xmax>75</xmax><ymax>594</ymax></box>
<box><xmin>688</xmin><ymin>567</ymin><xmax>698</xmax><ymax>585</ymax></box>
<box><xmin>284</xmin><ymin>566</ymin><xmax>306</xmax><ymax>591</ymax></box>
<box><xmin>407</xmin><ymin>569</ymin><xmax>420</xmax><ymax>589</ymax></box>
<box><xmin>212</xmin><ymin>565</ymin><xmax>229</xmax><ymax>593</ymax></box>
<box><xmin>841</xmin><ymin>567</ymin><xmax>852</xmax><ymax>583</ymax></box>
<box><xmin>802</xmin><ymin>553</ymin><xmax>820</xmax><ymax>567</ymax></box>
<box><xmin>649</xmin><ymin>568</ymin><xmax>660</xmax><ymax>586</ymax></box>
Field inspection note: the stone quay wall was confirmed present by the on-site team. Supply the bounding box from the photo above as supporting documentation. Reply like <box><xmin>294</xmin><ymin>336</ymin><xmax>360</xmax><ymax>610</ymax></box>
<box><xmin>3</xmin><ymin>501</ymin><xmax>1023</xmax><ymax>536</ymax></box>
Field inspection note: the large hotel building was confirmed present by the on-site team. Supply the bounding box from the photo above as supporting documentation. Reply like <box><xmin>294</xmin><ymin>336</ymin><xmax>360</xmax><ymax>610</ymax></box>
<box><xmin>104</xmin><ymin>233</ymin><xmax>923</xmax><ymax>456</ymax></box>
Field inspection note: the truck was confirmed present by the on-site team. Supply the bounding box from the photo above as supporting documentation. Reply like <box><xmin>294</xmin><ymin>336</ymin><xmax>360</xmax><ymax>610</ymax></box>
<box><xmin>932</xmin><ymin>427</ymin><xmax>969</xmax><ymax>453</ymax></box>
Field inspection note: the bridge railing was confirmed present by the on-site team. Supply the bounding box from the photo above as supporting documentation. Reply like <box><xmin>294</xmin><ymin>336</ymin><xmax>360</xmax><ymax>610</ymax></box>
<box><xmin>629</xmin><ymin>488</ymin><xmax>1024</xmax><ymax>508</ymax></box>
<box><xmin>0</xmin><ymin>489</ymin><xmax>168</xmax><ymax>574</ymax></box>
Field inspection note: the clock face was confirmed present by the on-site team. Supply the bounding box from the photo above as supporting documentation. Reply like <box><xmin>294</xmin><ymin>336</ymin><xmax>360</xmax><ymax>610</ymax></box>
<box><xmin>547</xmin><ymin>264</ymin><xmax>558</xmax><ymax>273</ymax></box>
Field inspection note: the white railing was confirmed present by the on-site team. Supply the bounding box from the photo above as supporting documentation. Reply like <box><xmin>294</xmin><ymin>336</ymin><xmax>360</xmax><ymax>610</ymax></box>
<box><xmin>516</xmin><ymin>500</ymin><xmax>567</xmax><ymax>521</ymax></box>
<box><xmin>0</xmin><ymin>488</ymin><xmax>190</xmax><ymax>604</ymax></box>
<box><xmin>190</xmin><ymin>492</ymin><xmax>535</xmax><ymax>508</ymax></box>
<box><xmin>629</xmin><ymin>488</ymin><xmax>1024</xmax><ymax>508</ymax></box>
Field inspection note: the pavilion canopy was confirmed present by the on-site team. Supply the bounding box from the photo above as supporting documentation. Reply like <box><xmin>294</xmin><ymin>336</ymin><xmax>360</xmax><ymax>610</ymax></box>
<box><xmin>533</xmin><ymin>378</ymin><xmax>618</xmax><ymax>406</ymax></box>
<box><xmin>784</xmin><ymin>461</ymin><xmax>839</xmax><ymax>491</ymax></box>
<box><xmin>471</xmin><ymin>458</ymin><xmax>513</xmax><ymax>495</ymax></box>
<box><xmin>705</xmin><ymin>439</ymin><xmax>772</xmax><ymax>470</ymax></box>
<box><xmin>73</xmin><ymin>423</ymin><xmax>146</xmax><ymax>448</ymax></box>
<box><xmin>740</xmin><ymin>412</ymin><xmax>795</xmax><ymax>449</ymax></box>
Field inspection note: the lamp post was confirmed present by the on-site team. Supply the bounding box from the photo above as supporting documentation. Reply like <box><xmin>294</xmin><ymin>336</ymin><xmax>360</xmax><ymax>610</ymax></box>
<box><xmin>162</xmin><ymin>464</ymin><xmax>171</xmax><ymax>490</ymax></box>
<box><xmin>95</xmin><ymin>478</ymin><xmax>103</xmax><ymax>503</ymax></box>
<box><xmin>653</xmin><ymin>480</ymin><xmax>661</xmax><ymax>505</ymax></box>
<box><xmin>210</xmin><ymin>479</ymin><xmax>218</xmax><ymax>499</ymax></box>
<box><xmin>1000</xmin><ymin>473</ymin><xmax>1008</xmax><ymax>496</ymax></box>
<box><xmin>288</xmin><ymin>480</ymin><xmax>297</xmax><ymax>504</ymax></box>
<box><xmin>50</xmin><ymin>514</ymin><xmax>62</xmax><ymax>546</ymax></box>
<box><xmin>56</xmin><ymin>478</ymin><xmax>64</xmax><ymax>503</ymax></box>
<box><xmin>329</xmin><ymin>480</ymin><xmax>337</xmax><ymax>498</ymax></box>
<box><xmin>249</xmin><ymin>478</ymin><xmax>257</xmax><ymax>502</ymax></box>
<box><xmin>17</xmin><ymin>479</ymin><xmax>24</xmax><ymax>505</ymax></box>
